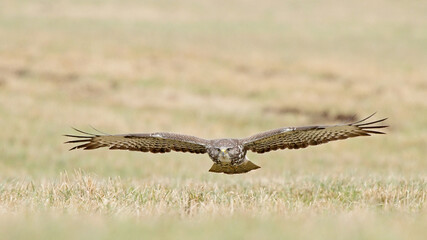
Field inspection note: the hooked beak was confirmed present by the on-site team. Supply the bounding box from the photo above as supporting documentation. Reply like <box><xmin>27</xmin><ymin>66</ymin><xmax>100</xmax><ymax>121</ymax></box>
<box><xmin>220</xmin><ymin>148</ymin><xmax>227</xmax><ymax>155</ymax></box>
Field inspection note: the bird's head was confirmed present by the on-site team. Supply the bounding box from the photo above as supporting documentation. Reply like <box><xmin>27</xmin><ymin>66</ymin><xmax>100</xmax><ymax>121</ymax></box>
<box><xmin>207</xmin><ymin>139</ymin><xmax>243</xmax><ymax>163</ymax></box>
<box><xmin>215</xmin><ymin>146</ymin><xmax>241</xmax><ymax>160</ymax></box>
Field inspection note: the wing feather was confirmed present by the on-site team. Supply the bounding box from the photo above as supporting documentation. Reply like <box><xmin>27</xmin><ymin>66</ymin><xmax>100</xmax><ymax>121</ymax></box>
<box><xmin>65</xmin><ymin>131</ymin><xmax>208</xmax><ymax>154</ymax></box>
<box><xmin>242</xmin><ymin>114</ymin><xmax>388</xmax><ymax>153</ymax></box>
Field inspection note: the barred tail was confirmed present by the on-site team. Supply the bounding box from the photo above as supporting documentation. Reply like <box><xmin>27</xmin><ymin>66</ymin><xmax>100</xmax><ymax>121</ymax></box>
<box><xmin>209</xmin><ymin>160</ymin><xmax>260</xmax><ymax>174</ymax></box>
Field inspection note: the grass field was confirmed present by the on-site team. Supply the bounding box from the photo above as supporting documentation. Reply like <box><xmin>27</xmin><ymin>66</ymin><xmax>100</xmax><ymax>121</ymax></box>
<box><xmin>0</xmin><ymin>0</ymin><xmax>426</xmax><ymax>239</ymax></box>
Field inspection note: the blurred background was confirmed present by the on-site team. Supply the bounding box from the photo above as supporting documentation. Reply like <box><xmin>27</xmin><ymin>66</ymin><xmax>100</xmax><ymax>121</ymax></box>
<box><xmin>0</xmin><ymin>0</ymin><xmax>426</xmax><ymax>239</ymax></box>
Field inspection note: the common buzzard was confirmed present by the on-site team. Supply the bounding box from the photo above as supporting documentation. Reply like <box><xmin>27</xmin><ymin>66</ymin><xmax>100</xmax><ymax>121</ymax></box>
<box><xmin>65</xmin><ymin>113</ymin><xmax>387</xmax><ymax>174</ymax></box>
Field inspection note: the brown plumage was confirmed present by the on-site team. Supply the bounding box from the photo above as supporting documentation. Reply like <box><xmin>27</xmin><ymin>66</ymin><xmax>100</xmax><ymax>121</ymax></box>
<box><xmin>65</xmin><ymin>113</ymin><xmax>388</xmax><ymax>174</ymax></box>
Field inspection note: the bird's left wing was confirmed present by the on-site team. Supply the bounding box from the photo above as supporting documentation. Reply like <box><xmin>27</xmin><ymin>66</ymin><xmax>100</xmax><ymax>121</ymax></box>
<box><xmin>65</xmin><ymin>129</ymin><xmax>208</xmax><ymax>154</ymax></box>
<box><xmin>242</xmin><ymin>113</ymin><xmax>388</xmax><ymax>154</ymax></box>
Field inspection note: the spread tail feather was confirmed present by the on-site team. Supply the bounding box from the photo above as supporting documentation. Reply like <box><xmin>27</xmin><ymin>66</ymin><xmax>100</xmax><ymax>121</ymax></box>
<box><xmin>209</xmin><ymin>161</ymin><xmax>260</xmax><ymax>174</ymax></box>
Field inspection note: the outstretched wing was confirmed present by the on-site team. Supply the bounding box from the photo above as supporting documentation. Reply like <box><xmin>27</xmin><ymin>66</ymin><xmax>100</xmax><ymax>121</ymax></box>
<box><xmin>65</xmin><ymin>129</ymin><xmax>208</xmax><ymax>154</ymax></box>
<box><xmin>242</xmin><ymin>113</ymin><xmax>388</xmax><ymax>153</ymax></box>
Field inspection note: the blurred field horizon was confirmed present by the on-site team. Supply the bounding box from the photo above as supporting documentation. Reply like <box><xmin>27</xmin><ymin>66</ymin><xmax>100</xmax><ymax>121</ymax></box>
<box><xmin>0</xmin><ymin>0</ymin><xmax>426</xmax><ymax>239</ymax></box>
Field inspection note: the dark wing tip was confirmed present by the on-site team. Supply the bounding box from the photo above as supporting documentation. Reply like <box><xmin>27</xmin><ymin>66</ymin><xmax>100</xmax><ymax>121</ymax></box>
<box><xmin>63</xmin><ymin>134</ymin><xmax>93</xmax><ymax>139</ymax></box>
<box><xmin>68</xmin><ymin>144</ymin><xmax>85</xmax><ymax>151</ymax></box>
<box><xmin>351</xmin><ymin>112</ymin><xmax>376</xmax><ymax>124</ymax></box>
<box><xmin>70</xmin><ymin>127</ymin><xmax>99</xmax><ymax>136</ymax></box>
<box><xmin>352</xmin><ymin>114</ymin><xmax>389</xmax><ymax>135</ymax></box>
<box><xmin>64</xmin><ymin>128</ymin><xmax>102</xmax><ymax>150</ymax></box>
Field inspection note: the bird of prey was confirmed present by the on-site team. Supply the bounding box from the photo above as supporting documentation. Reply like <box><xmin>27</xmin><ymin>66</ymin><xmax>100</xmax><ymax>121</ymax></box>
<box><xmin>65</xmin><ymin>113</ymin><xmax>387</xmax><ymax>174</ymax></box>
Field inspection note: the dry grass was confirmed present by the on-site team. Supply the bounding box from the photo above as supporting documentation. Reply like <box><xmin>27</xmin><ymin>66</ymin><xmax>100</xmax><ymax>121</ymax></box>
<box><xmin>0</xmin><ymin>0</ymin><xmax>426</xmax><ymax>239</ymax></box>
<box><xmin>2</xmin><ymin>171</ymin><xmax>426</xmax><ymax>217</ymax></box>
<box><xmin>1</xmin><ymin>172</ymin><xmax>426</xmax><ymax>239</ymax></box>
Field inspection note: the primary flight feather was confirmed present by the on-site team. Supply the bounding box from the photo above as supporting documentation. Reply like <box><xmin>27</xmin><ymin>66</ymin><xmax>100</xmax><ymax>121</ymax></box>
<box><xmin>65</xmin><ymin>113</ymin><xmax>388</xmax><ymax>174</ymax></box>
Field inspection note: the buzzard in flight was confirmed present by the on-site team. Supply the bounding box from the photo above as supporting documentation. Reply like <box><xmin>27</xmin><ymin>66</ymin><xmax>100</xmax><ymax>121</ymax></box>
<box><xmin>65</xmin><ymin>113</ymin><xmax>387</xmax><ymax>174</ymax></box>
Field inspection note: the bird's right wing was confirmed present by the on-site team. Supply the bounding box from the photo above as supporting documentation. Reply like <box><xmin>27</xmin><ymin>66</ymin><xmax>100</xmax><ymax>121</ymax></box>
<box><xmin>65</xmin><ymin>129</ymin><xmax>209</xmax><ymax>154</ymax></box>
<box><xmin>242</xmin><ymin>113</ymin><xmax>388</xmax><ymax>154</ymax></box>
